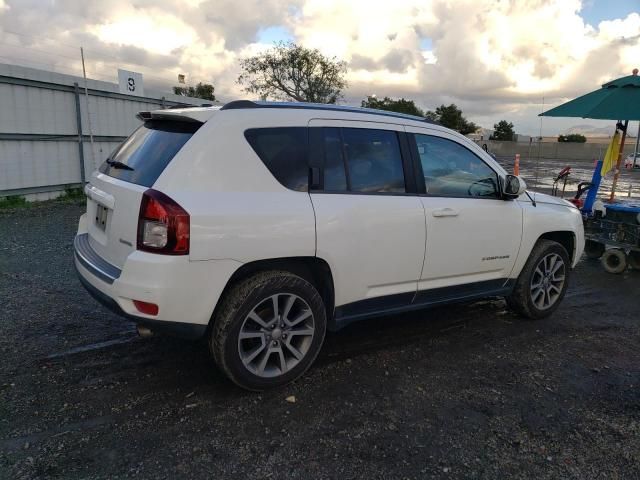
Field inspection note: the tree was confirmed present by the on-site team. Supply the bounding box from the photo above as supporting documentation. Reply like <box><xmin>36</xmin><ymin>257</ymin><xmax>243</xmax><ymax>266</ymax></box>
<box><xmin>558</xmin><ymin>133</ymin><xmax>586</xmax><ymax>143</ymax></box>
<box><xmin>361</xmin><ymin>96</ymin><xmax>425</xmax><ymax>117</ymax></box>
<box><xmin>425</xmin><ymin>104</ymin><xmax>478</xmax><ymax>134</ymax></box>
<box><xmin>491</xmin><ymin>120</ymin><xmax>515</xmax><ymax>141</ymax></box>
<box><xmin>237</xmin><ymin>42</ymin><xmax>347</xmax><ymax>104</ymax></box>
<box><xmin>172</xmin><ymin>82</ymin><xmax>216</xmax><ymax>101</ymax></box>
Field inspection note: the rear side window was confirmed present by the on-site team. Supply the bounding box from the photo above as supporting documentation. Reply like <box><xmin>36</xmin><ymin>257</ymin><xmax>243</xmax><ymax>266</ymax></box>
<box><xmin>245</xmin><ymin>128</ymin><xmax>309</xmax><ymax>192</ymax></box>
<box><xmin>323</xmin><ymin>128</ymin><xmax>348</xmax><ymax>191</ymax></box>
<box><xmin>341</xmin><ymin>128</ymin><xmax>406</xmax><ymax>193</ymax></box>
<box><xmin>99</xmin><ymin>120</ymin><xmax>200</xmax><ymax>187</ymax></box>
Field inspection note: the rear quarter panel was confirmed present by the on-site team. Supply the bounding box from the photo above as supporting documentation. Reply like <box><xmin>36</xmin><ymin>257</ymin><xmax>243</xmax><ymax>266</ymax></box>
<box><xmin>152</xmin><ymin>110</ymin><xmax>316</xmax><ymax>262</ymax></box>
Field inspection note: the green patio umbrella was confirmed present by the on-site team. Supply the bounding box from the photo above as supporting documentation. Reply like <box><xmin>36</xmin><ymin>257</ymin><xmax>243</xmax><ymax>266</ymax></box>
<box><xmin>540</xmin><ymin>71</ymin><xmax>640</xmax><ymax>120</ymax></box>
<box><xmin>540</xmin><ymin>69</ymin><xmax>640</xmax><ymax>200</ymax></box>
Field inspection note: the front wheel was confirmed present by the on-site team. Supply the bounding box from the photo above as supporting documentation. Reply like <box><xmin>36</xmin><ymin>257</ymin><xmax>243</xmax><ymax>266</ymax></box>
<box><xmin>506</xmin><ymin>240</ymin><xmax>570</xmax><ymax>319</ymax></box>
<box><xmin>210</xmin><ymin>271</ymin><xmax>327</xmax><ymax>391</ymax></box>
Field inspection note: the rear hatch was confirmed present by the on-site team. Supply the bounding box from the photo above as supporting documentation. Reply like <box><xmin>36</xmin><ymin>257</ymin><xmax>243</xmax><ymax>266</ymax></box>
<box><xmin>85</xmin><ymin>118</ymin><xmax>201</xmax><ymax>268</ymax></box>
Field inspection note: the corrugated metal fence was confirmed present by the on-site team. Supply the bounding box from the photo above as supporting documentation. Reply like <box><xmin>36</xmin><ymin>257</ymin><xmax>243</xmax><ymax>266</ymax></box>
<box><xmin>0</xmin><ymin>63</ymin><xmax>214</xmax><ymax>198</ymax></box>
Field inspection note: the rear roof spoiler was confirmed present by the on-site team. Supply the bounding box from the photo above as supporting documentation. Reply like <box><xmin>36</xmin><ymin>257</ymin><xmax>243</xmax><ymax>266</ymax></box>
<box><xmin>136</xmin><ymin>111</ymin><xmax>203</xmax><ymax>123</ymax></box>
<box><xmin>137</xmin><ymin>105</ymin><xmax>222</xmax><ymax>123</ymax></box>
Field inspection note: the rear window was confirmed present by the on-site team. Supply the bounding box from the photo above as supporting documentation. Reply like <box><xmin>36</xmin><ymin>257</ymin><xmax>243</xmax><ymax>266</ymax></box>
<box><xmin>99</xmin><ymin>120</ymin><xmax>200</xmax><ymax>187</ymax></box>
<box><xmin>244</xmin><ymin>127</ymin><xmax>309</xmax><ymax>192</ymax></box>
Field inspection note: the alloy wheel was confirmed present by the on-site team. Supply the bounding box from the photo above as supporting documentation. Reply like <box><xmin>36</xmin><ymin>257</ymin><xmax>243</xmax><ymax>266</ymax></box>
<box><xmin>530</xmin><ymin>253</ymin><xmax>566</xmax><ymax>310</ymax></box>
<box><xmin>238</xmin><ymin>293</ymin><xmax>315</xmax><ymax>378</ymax></box>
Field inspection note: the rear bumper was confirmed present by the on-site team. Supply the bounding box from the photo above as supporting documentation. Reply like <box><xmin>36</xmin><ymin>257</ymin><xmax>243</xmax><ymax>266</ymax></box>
<box><xmin>74</xmin><ymin>263</ymin><xmax>206</xmax><ymax>339</ymax></box>
<box><xmin>73</xmin><ymin>232</ymin><xmax>240</xmax><ymax>340</ymax></box>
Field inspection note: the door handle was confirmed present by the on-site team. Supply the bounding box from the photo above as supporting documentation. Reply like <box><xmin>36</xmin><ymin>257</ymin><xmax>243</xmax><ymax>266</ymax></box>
<box><xmin>432</xmin><ymin>208</ymin><xmax>459</xmax><ymax>217</ymax></box>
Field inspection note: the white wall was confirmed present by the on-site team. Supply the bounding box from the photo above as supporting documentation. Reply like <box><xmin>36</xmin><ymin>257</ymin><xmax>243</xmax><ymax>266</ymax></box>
<box><xmin>0</xmin><ymin>63</ymin><xmax>219</xmax><ymax>196</ymax></box>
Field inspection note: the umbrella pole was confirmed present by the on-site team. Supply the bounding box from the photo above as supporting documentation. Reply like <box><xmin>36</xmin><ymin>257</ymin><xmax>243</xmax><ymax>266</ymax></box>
<box><xmin>633</xmin><ymin>122</ymin><xmax>640</xmax><ymax>168</ymax></box>
<box><xmin>609</xmin><ymin>120</ymin><xmax>629</xmax><ymax>201</ymax></box>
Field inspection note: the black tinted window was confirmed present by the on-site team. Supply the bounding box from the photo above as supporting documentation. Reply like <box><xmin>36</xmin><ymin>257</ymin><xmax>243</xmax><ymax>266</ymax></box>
<box><xmin>342</xmin><ymin>128</ymin><xmax>405</xmax><ymax>193</ymax></box>
<box><xmin>323</xmin><ymin>128</ymin><xmax>347</xmax><ymax>191</ymax></box>
<box><xmin>245</xmin><ymin>128</ymin><xmax>309</xmax><ymax>192</ymax></box>
<box><xmin>99</xmin><ymin>120</ymin><xmax>200</xmax><ymax>187</ymax></box>
<box><xmin>414</xmin><ymin>134</ymin><xmax>498</xmax><ymax>198</ymax></box>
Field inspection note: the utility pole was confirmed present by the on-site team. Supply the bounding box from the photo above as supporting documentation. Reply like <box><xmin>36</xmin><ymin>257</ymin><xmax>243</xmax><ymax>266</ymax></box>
<box><xmin>80</xmin><ymin>47</ymin><xmax>96</xmax><ymax>172</ymax></box>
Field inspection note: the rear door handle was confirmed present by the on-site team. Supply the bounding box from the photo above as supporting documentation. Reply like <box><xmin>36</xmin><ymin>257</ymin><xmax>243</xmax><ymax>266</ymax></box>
<box><xmin>432</xmin><ymin>208</ymin><xmax>459</xmax><ymax>217</ymax></box>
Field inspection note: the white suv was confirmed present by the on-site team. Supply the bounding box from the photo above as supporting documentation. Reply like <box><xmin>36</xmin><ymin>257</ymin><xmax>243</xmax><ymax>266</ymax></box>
<box><xmin>74</xmin><ymin>101</ymin><xmax>585</xmax><ymax>390</ymax></box>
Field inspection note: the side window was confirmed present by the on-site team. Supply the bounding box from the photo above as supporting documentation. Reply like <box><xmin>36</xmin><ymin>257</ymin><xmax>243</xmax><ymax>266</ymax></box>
<box><xmin>414</xmin><ymin>134</ymin><xmax>499</xmax><ymax>198</ymax></box>
<box><xmin>323</xmin><ymin>128</ymin><xmax>348</xmax><ymax>191</ymax></box>
<box><xmin>342</xmin><ymin>128</ymin><xmax>406</xmax><ymax>193</ymax></box>
<box><xmin>245</xmin><ymin>127</ymin><xmax>309</xmax><ymax>192</ymax></box>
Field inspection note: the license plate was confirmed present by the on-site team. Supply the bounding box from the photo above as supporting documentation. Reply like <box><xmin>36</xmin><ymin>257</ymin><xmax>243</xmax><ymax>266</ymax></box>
<box><xmin>95</xmin><ymin>204</ymin><xmax>109</xmax><ymax>231</ymax></box>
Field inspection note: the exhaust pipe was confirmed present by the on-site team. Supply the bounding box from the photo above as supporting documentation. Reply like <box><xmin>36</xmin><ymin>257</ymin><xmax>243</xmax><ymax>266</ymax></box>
<box><xmin>136</xmin><ymin>324</ymin><xmax>154</xmax><ymax>337</ymax></box>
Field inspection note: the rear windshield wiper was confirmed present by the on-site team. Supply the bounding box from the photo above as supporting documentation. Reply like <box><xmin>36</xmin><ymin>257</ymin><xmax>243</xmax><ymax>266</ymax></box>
<box><xmin>106</xmin><ymin>159</ymin><xmax>134</xmax><ymax>171</ymax></box>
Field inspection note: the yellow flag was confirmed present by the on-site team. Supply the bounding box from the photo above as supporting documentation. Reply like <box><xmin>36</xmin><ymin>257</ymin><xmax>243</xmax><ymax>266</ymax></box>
<box><xmin>601</xmin><ymin>131</ymin><xmax>621</xmax><ymax>176</ymax></box>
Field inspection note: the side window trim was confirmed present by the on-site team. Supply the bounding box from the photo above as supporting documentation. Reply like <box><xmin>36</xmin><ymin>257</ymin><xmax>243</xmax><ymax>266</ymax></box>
<box><xmin>409</xmin><ymin>132</ymin><xmax>501</xmax><ymax>199</ymax></box>
<box><xmin>308</xmin><ymin>127</ymin><xmax>324</xmax><ymax>191</ymax></box>
<box><xmin>407</xmin><ymin>132</ymin><xmax>427</xmax><ymax>194</ymax></box>
<box><xmin>398</xmin><ymin>131</ymin><xmax>417</xmax><ymax>193</ymax></box>
<box><xmin>338</xmin><ymin>127</ymin><xmax>353</xmax><ymax>191</ymax></box>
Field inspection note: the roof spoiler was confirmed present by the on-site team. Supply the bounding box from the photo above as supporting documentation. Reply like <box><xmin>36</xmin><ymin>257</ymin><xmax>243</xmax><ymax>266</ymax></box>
<box><xmin>136</xmin><ymin>111</ymin><xmax>203</xmax><ymax>123</ymax></box>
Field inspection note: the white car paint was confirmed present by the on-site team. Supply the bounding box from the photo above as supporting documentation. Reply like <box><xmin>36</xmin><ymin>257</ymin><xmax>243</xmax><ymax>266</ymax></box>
<box><xmin>307</xmin><ymin>118</ymin><xmax>426</xmax><ymax>306</ymax></box>
<box><xmin>74</xmin><ymin>103</ymin><xmax>585</xmax><ymax>335</ymax></box>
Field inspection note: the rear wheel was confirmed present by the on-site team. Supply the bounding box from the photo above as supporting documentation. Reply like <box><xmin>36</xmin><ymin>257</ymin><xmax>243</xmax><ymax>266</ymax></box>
<box><xmin>629</xmin><ymin>251</ymin><xmax>640</xmax><ymax>270</ymax></box>
<box><xmin>584</xmin><ymin>240</ymin><xmax>605</xmax><ymax>259</ymax></box>
<box><xmin>210</xmin><ymin>271</ymin><xmax>326</xmax><ymax>391</ymax></box>
<box><xmin>507</xmin><ymin>240</ymin><xmax>570</xmax><ymax>319</ymax></box>
<box><xmin>601</xmin><ymin>248</ymin><xmax>627</xmax><ymax>274</ymax></box>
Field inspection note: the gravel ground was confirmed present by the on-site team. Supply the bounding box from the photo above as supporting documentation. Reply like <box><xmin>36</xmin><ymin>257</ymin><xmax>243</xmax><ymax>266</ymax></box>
<box><xmin>1</xmin><ymin>196</ymin><xmax>640</xmax><ymax>479</ymax></box>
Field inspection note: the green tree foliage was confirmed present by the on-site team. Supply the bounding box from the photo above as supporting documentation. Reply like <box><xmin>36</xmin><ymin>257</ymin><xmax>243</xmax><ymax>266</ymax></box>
<box><xmin>172</xmin><ymin>82</ymin><xmax>216</xmax><ymax>101</ymax></box>
<box><xmin>425</xmin><ymin>104</ymin><xmax>479</xmax><ymax>134</ymax></box>
<box><xmin>557</xmin><ymin>133</ymin><xmax>587</xmax><ymax>143</ymax></box>
<box><xmin>237</xmin><ymin>42</ymin><xmax>348</xmax><ymax>104</ymax></box>
<box><xmin>490</xmin><ymin>120</ymin><xmax>515</xmax><ymax>141</ymax></box>
<box><xmin>361</xmin><ymin>96</ymin><xmax>425</xmax><ymax>117</ymax></box>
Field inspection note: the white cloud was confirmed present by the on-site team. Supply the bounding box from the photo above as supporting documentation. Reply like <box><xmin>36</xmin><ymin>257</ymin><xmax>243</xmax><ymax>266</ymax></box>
<box><xmin>0</xmin><ymin>0</ymin><xmax>638</xmax><ymax>134</ymax></box>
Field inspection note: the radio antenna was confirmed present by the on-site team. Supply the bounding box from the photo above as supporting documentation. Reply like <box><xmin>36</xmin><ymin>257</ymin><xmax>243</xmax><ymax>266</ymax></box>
<box><xmin>534</xmin><ymin>95</ymin><xmax>544</xmax><ymax>197</ymax></box>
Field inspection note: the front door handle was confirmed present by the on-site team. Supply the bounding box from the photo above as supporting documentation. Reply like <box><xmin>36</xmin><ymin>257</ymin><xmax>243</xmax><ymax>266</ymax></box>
<box><xmin>432</xmin><ymin>208</ymin><xmax>459</xmax><ymax>217</ymax></box>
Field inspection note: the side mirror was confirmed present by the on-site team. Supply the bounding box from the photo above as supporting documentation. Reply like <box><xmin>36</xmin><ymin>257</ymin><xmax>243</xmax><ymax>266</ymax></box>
<box><xmin>503</xmin><ymin>174</ymin><xmax>527</xmax><ymax>199</ymax></box>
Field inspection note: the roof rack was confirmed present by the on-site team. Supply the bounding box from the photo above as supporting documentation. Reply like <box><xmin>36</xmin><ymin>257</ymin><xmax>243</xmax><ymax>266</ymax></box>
<box><xmin>167</xmin><ymin>103</ymin><xmax>215</xmax><ymax>109</ymax></box>
<box><xmin>220</xmin><ymin>100</ymin><xmax>438</xmax><ymax>124</ymax></box>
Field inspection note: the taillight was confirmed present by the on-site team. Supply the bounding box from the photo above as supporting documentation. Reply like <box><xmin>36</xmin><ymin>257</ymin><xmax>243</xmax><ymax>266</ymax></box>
<box><xmin>137</xmin><ymin>189</ymin><xmax>189</xmax><ymax>255</ymax></box>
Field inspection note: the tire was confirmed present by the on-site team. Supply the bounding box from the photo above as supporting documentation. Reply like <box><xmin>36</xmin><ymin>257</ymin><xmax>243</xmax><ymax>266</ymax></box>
<box><xmin>506</xmin><ymin>240</ymin><xmax>570</xmax><ymax>320</ymax></box>
<box><xmin>210</xmin><ymin>271</ymin><xmax>327</xmax><ymax>391</ymax></box>
<box><xmin>601</xmin><ymin>248</ymin><xmax>627</xmax><ymax>274</ymax></box>
<box><xmin>584</xmin><ymin>240</ymin><xmax>605</xmax><ymax>259</ymax></box>
<box><xmin>630</xmin><ymin>251</ymin><xmax>640</xmax><ymax>270</ymax></box>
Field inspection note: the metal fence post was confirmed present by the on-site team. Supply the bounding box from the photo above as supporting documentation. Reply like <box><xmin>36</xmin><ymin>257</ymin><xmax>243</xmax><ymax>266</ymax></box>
<box><xmin>73</xmin><ymin>82</ymin><xmax>86</xmax><ymax>184</ymax></box>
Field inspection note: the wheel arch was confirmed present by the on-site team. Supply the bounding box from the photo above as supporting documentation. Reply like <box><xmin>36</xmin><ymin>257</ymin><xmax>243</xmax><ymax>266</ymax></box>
<box><xmin>209</xmin><ymin>256</ymin><xmax>336</xmax><ymax>330</ymax></box>
<box><xmin>537</xmin><ymin>231</ymin><xmax>576</xmax><ymax>265</ymax></box>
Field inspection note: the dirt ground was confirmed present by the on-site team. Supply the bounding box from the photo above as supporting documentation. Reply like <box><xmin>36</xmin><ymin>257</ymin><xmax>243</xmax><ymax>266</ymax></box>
<box><xmin>1</xmin><ymin>195</ymin><xmax>640</xmax><ymax>479</ymax></box>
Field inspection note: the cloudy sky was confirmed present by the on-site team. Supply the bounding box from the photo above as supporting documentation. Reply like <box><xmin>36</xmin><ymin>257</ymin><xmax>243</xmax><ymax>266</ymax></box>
<box><xmin>0</xmin><ymin>0</ymin><xmax>639</xmax><ymax>134</ymax></box>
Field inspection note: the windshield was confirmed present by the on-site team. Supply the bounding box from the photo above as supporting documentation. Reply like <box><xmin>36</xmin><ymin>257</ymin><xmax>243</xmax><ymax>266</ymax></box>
<box><xmin>98</xmin><ymin>119</ymin><xmax>201</xmax><ymax>187</ymax></box>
